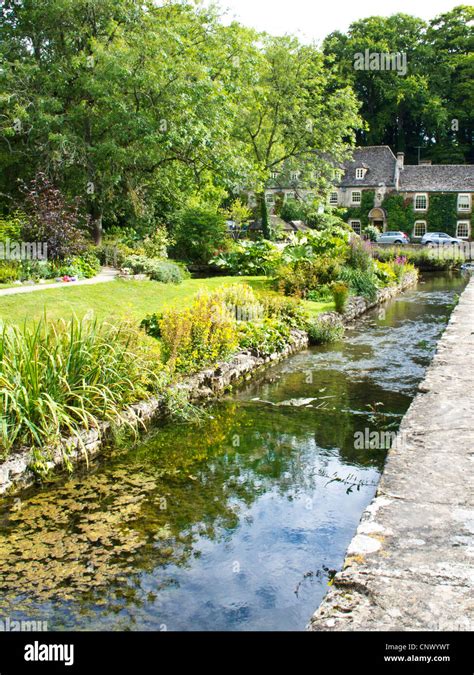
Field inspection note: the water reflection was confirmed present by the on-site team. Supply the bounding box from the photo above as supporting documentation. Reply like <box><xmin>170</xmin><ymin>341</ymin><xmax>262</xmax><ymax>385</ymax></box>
<box><xmin>0</xmin><ymin>273</ymin><xmax>467</xmax><ymax>630</ymax></box>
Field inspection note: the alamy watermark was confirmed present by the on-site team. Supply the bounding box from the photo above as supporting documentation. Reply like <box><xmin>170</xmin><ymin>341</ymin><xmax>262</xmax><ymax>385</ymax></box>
<box><xmin>0</xmin><ymin>238</ymin><xmax>48</xmax><ymax>261</ymax></box>
<box><xmin>354</xmin><ymin>428</ymin><xmax>397</xmax><ymax>450</ymax></box>
<box><xmin>354</xmin><ymin>50</ymin><xmax>407</xmax><ymax>76</ymax></box>
<box><xmin>0</xmin><ymin>616</ymin><xmax>48</xmax><ymax>631</ymax></box>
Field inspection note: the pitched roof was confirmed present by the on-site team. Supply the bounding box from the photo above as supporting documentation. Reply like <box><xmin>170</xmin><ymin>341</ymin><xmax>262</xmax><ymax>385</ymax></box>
<box><xmin>339</xmin><ymin>146</ymin><xmax>396</xmax><ymax>187</ymax></box>
<box><xmin>399</xmin><ymin>165</ymin><xmax>474</xmax><ymax>192</ymax></box>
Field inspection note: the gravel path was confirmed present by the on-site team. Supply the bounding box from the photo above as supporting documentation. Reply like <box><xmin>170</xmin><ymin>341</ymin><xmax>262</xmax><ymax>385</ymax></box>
<box><xmin>0</xmin><ymin>267</ymin><xmax>117</xmax><ymax>297</ymax></box>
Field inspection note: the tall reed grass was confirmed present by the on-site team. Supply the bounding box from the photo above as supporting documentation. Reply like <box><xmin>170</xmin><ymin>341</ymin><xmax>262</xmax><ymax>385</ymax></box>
<box><xmin>0</xmin><ymin>317</ymin><xmax>166</xmax><ymax>459</ymax></box>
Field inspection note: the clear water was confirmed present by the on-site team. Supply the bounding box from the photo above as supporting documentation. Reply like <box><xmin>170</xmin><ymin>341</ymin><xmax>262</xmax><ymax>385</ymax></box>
<box><xmin>0</xmin><ymin>273</ymin><xmax>467</xmax><ymax>631</ymax></box>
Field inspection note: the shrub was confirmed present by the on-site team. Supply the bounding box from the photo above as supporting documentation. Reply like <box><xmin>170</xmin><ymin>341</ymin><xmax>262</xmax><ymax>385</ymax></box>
<box><xmin>0</xmin><ymin>212</ymin><xmax>24</xmax><ymax>242</ymax></box>
<box><xmin>331</xmin><ymin>281</ymin><xmax>349</xmax><ymax>313</ymax></box>
<box><xmin>306</xmin><ymin>285</ymin><xmax>333</xmax><ymax>302</ymax></box>
<box><xmin>283</xmin><ymin>227</ymin><xmax>350</xmax><ymax>260</ymax></box>
<box><xmin>210</xmin><ymin>239</ymin><xmax>281</xmax><ymax>276</ymax></box>
<box><xmin>373</xmin><ymin>260</ymin><xmax>397</xmax><ymax>286</ymax></box>
<box><xmin>391</xmin><ymin>257</ymin><xmax>416</xmax><ymax>284</ymax></box>
<box><xmin>305</xmin><ymin>209</ymin><xmax>351</xmax><ymax>232</ymax></box>
<box><xmin>103</xmin><ymin>226</ymin><xmax>142</xmax><ymax>247</ymax></box>
<box><xmin>121</xmin><ymin>255</ymin><xmax>188</xmax><ymax>283</ymax></box>
<box><xmin>258</xmin><ymin>293</ymin><xmax>309</xmax><ymax>329</ymax></box>
<box><xmin>159</xmin><ymin>292</ymin><xmax>238</xmax><ymax>372</ymax></box>
<box><xmin>237</xmin><ymin>318</ymin><xmax>291</xmax><ymax>357</ymax></box>
<box><xmin>372</xmin><ymin>247</ymin><xmax>457</xmax><ymax>271</ymax></box>
<box><xmin>0</xmin><ymin>318</ymin><xmax>167</xmax><ymax>458</ymax></box>
<box><xmin>72</xmin><ymin>252</ymin><xmax>101</xmax><ymax>279</ymax></box>
<box><xmin>275</xmin><ymin>257</ymin><xmax>341</xmax><ymax>298</ymax></box>
<box><xmin>363</xmin><ymin>224</ymin><xmax>381</xmax><ymax>242</ymax></box>
<box><xmin>148</xmin><ymin>260</ymin><xmax>188</xmax><ymax>284</ymax></box>
<box><xmin>280</xmin><ymin>200</ymin><xmax>306</xmax><ymax>223</ymax></box>
<box><xmin>121</xmin><ymin>254</ymin><xmax>150</xmax><ymax>274</ymax></box>
<box><xmin>20</xmin><ymin>173</ymin><xmax>88</xmax><ymax>260</ymax></box>
<box><xmin>346</xmin><ymin>236</ymin><xmax>373</xmax><ymax>271</ymax></box>
<box><xmin>307</xmin><ymin>318</ymin><xmax>345</xmax><ymax>345</ymax></box>
<box><xmin>96</xmin><ymin>242</ymin><xmax>139</xmax><ymax>267</ymax></box>
<box><xmin>339</xmin><ymin>267</ymin><xmax>379</xmax><ymax>300</ymax></box>
<box><xmin>172</xmin><ymin>205</ymin><xmax>228</xmax><ymax>264</ymax></box>
<box><xmin>0</xmin><ymin>262</ymin><xmax>21</xmax><ymax>283</ymax></box>
<box><xmin>143</xmin><ymin>226</ymin><xmax>173</xmax><ymax>259</ymax></box>
<box><xmin>213</xmin><ymin>284</ymin><xmax>264</xmax><ymax>322</ymax></box>
<box><xmin>140</xmin><ymin>313</ymin><xmax>163</xmax><ymax>339</ymax></box>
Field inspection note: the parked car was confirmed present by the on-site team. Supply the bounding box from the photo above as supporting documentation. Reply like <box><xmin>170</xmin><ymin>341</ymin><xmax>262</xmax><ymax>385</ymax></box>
<box><xmin>377</xmin><ymin>231</ymin><xmax>410</xmax><ymax>245</ymax></box>
<box><xmin>421</xmin><ymin>232</ymin><xmax>462</xmax><ymax>246</ymax></box>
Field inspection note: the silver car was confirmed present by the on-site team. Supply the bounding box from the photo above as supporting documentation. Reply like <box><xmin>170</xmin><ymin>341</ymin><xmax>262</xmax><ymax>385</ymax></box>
<box><xmin>421</xmin><ymin>232</ymin><xmax>462</xmax><ymax>245</ymax></box>
<box><xmin>377</xmin><ymin>231</ymin><xmax>410</xmax><ymax>245</ymax></box>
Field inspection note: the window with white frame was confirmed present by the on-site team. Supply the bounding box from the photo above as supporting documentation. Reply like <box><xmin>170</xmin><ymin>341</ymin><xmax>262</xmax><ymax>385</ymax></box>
<box><xmin>413</xmin><ymin>220</ymin><xmax>427</xmax><ymax>237</ymax></box>
<box><xmin>457</xmin><ymin>194</ymin><xmax>471</xmax><ymax>212</ymax></box>
<box><xmin>329</xmin><ymin>191</ymin><xmax>338</xmax><ymax>206</ymax></box>
<box><xmin>290</xmin><ymin>171</ymin><xmax>299</xmax><ymax>181</ymax></box>
<box><xmin>285</xmin><ymin>191</ymin><xmax>296</xmax><ymax>201</ymax></box>
<box><xmin>414</xmin><ymin>193</ymin><xmax>428</xmax><ymax>211</ymax></box>
<box><xmin>265</xmin><ymin>192</ymin><xmax>274</xmax><ymax>204</ymax></box>
<box><xmin>351</xmin><ymin>191</ymin><xmax>362</xmax><ymax>205</ymax></box>
<box><xmin>355</xmin><ymin>168</ymin><xmax>366</xmax><ymax>179</ymax></box>
<box><xmin>456</xmin><ymin>221</ymin><xmax>470</xmax><ymax>238</ymax></box>
<box><xmin>350</xmin><ymin>220</ymin><xmax>361</xmax><ymax>235</ymax></box>
<box><xmin>270</xmin><ymin>171</ymin><xmax>278</xmax><ymax>180</ymax></box>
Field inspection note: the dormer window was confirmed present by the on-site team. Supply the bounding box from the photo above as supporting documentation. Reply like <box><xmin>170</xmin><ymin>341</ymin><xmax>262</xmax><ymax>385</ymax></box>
<box><xmin>355</xmin><ymin>168</ymin><xmax>366</xmax><ymax>180</ymax></box>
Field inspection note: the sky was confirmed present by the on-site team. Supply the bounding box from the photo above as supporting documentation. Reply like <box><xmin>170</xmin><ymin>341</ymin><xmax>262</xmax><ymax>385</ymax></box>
<box><xmin>203</xmin><ymin>0</ymin><xmax>464</xmax><ymax>43</ymax></box>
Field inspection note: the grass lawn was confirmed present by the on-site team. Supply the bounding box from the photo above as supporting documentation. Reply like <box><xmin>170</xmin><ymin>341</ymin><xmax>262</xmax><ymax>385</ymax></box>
<box><xmin>0</xmin><ymin>276</ymin><xmax>333</xmax><ymax>325</ymax></box>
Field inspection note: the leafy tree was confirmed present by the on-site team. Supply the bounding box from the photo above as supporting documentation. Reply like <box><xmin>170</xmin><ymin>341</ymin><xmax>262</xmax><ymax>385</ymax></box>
<box><xmin>0</xmin><ymin>1</ymin><xmax>249</xmax><ymax>241</ymax></box>
<box><xmin>226</xmin><ymin>199</ymin><xmax>252</xmax><ymax>241</ymax></box>
<box><xmin>426</xmin><ymin>5</ymin><xmax>474</xmax><ymax>163</ymax></box>
<box><xmin>171</xmin><ymin>204</ymin><xmax>228</xmax><ymax>265</ymax></box>
<box><xmin>323</xmin><ymin>9</ymin><xmax>474</xmax><ymax>163</ymax></box>
<box><xmin>232</xmin><ymin>34</ymin><xmax>361</xmax><ymax>238</ymax></box>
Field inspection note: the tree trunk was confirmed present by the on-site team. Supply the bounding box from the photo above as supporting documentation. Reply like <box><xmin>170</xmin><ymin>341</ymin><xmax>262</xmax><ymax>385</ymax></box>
<box><xmin>89</xmin><ymin>202</ymin><xmax>103</xmax><ymax>245</ymax></box>
<box><xmin>258</xmin><ymin>193</ymin><xmax>271</xmax><ymax>240</ymax></box>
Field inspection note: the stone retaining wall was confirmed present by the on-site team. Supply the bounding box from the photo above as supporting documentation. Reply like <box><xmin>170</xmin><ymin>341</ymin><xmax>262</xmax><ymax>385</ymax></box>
<box><xmin>0</xmin><ymin>271</ymin><xmax>418</xmax><ymax>497</ymax></box>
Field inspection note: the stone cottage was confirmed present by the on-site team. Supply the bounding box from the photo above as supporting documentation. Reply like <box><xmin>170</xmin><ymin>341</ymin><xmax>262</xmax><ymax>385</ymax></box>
<box><xmin>250</xmin><ymin>146</ymin><xmax>474</xmax><ymax>240</ymax></box>
<box><xmin>329</xmin><ymin>146</ymin><xmax>474</xmax><ymax>240</ymax></box>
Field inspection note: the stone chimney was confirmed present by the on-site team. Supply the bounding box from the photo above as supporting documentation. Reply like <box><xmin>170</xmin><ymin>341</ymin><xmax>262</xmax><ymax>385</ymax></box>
<box><xmin>396</xmin><ymin>152</ymin><xmax>404</xmax><ymax>169</ymax></box>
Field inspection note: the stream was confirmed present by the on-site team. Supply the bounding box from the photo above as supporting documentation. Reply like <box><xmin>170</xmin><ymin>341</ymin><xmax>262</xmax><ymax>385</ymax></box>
<box><xmin>0</xmin><ymin>273</ymin><xmax>468</xmax><ymax>631</ymax></box>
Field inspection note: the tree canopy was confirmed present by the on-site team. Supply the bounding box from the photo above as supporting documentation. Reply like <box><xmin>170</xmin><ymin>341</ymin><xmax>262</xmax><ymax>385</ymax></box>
<box><xmin>323</xmin><ymin>6</ymin><xmax>474</xmax><ymax>164</ymax></box>
<box><xmin>0</xmin><ymin>1</ymin><xmax>471</xmax><ymax>241</ymax></box>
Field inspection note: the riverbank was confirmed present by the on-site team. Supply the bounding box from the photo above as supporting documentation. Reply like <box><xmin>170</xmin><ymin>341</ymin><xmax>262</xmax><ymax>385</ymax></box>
<box><xmin>308</xmin><ymin>276</ymin><xmax>474</xmax><ymax>632</ymax></box>
<box><xmin>0</xmin><ymin>271</ymin><xmax>418</xmax><ymax>496</ymax></box>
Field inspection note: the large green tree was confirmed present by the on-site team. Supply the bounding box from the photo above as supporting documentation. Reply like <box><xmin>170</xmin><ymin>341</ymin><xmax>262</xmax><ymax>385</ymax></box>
<box><xmin>232</xmin><ymin>34</ymin><xmax>361</xmax><ymax>237</ymax></box>
<box><xmin>0</xmin><ymin>0</ymin><xmax>249</xmax><ymax>241</ymax></box>
<box><xmin>323</xmin><ymin>8</ymin><xmax>473</xmax><ymax>163</ymax></box>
